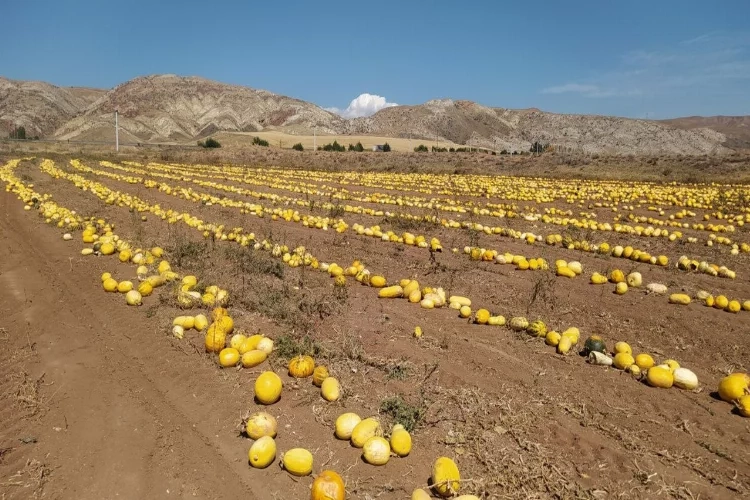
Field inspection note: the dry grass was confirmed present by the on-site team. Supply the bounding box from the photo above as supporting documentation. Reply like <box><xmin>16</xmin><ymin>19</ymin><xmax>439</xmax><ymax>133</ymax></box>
<box><xmin>213</xmin><ymin>131</ymin><xmax>465</xmax><ymax>153</ymax></box>
<box><xmin>421</xmin><ymin>386</ymin><xmax>591</xmax><ymax>499</ymax></box>
<box><xmin>1</xmin><ymin>458</ymin><xmax>53</xmax><ymax>498</ymax></box>
<box><xmin>14</xmin><ymin>372</ymin><xmax>47</xmax><ymax>416</ymax></box>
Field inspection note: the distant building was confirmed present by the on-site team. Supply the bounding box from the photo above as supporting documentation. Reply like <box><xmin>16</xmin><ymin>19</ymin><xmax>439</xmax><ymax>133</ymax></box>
<box><xmin>372</xmin><ymin>145</ymin><xmax>385</xmax><ymax>152</ymax></box>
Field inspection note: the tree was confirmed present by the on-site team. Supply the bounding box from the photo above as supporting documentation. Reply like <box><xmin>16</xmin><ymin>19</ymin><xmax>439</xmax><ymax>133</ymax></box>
<box><xmin>322</xmin><ymin>140</ymin><xmax>346</xmax><ymax>152</ymax></box>
<box><xmin>252</xmin><ymin>136</ymin><xmax>269</xmax><ymax>147</ymax></box>
<box><xmin>9</xmin><ymin>126</ymin><xmax>26</xmax><ymax>140</ymax></box>
<box><xmin>353</xmin><ymin>141</ymin><xmax>364</xmax><ymax>152</ymax></box>
<box><xmin>529</xmin><ymin>141</ymin><xmax>548</xmax><ymax>154</ymax></box>
<box><xmin>414</xmin><ymin>144</ymin><xmax>428</xmax><ymax>152</ymax></box>
<box><xmin>292</xmin><ymin>143</ymin><xmax>304</xmax><ymax>151</ymax></box>
<box><xmin>382</xmin><ymin>142</ymin><xmax>391</xmax><ymax>152</ymax></box>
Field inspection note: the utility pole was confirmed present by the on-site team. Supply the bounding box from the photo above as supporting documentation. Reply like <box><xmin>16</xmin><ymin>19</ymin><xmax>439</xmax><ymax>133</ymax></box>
<box><xmin>313</xmin><ymin>126</ymin><xmax>317</xmax><ymax>151</ymax></box>
<box><xmin>115</xmin><ymin>110</ymin><xmax>119</xmax><ymax>152</ymax></box>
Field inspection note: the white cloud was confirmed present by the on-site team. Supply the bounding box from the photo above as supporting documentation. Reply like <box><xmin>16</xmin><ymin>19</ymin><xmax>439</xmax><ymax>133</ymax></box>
<box><xmin>541</xmin><ymin>83</ymin><xmax>599</xmax><ymax>95</ymax></box>
<box><xmin>540</xmin><ymin>83</ymin><xmax>638</xmax><ymax>98</ymax></box>
<box><xmin>326</xmin><ymin>93</ymin><xmax>398</xmax><ymax>118</ymax></box>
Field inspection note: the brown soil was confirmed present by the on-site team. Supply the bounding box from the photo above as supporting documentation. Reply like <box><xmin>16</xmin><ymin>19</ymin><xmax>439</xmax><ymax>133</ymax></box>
<box><xmin>1</xmin><ymin>155</ymin><xmax>749</xmax><ymax>500</ymax></box>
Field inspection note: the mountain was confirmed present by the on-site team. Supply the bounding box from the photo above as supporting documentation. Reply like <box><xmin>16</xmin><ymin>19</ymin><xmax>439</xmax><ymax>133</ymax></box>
<box><xmin>351</xmin><ymin>99</ymin><xmax>730</xmax><ymax>155</ymax></box>
<box><xmin>54</xmin><ymin>74</ymin><xmax>346</xmax><ymax>143</ymax></box>
<box><xmin>659</xmin><ymin>116</ymin><xmax>750</xmax><ymax>150</ymax></box>
<box><xmin>0</xmin><ymin>77</ymin><xmax>105</xmax><ymax>137</ymax></box>
<box><xmin>0</xmin><ymin>74</ymin><xmax>742</xmax><ymax>154</ymax></box>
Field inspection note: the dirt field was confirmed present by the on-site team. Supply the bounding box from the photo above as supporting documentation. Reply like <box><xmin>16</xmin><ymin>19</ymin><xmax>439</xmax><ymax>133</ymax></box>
<box><xmin>1</xmin><ymin>153</ymin><xmax>749</xmax><ymax>500</ymax></box>
<box><xmin>4</xmin><ymin>139</ymin><xmax>750</xmax><ymax>184</ymax></box>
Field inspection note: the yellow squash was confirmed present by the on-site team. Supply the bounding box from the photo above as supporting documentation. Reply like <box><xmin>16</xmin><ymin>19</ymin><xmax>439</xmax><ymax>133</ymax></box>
<box><xmin>362</xmin><ymin>436</ymin><xmax>390</xmax><ymax>465</ymax></box>
<box><xmin>390</xmin><ymin>425</ymin><xmax>412</xmax><ymax>457</ymax></box>
<box><xmin>245</xmin><ymin>411</ymin><xmax>278</xmax><ymax>439</ymax></box>
<box><xmin>432</xmin><ymin>456</ymin><xmax>460</xmax><ymax>497</ymax></box>
<box><xmin>282</xmin><ymin>448</ymin><xmax>313</xmax><ymax>476</ymax></box>
<box><xmin>255</xmin><ymin>371</ymin><xmax>283</xmax><ymax>405</ymax></box>
<box><xmin>351</xmin><ymin>418</ymin><xmax>381</xmax><ymax>448</ymax></box>
<box><xmin>335</xmin><ymin>413</ymin><xmax>362</xmax><ymax>440</ymax></box>
<box><xmin>321</xmin><ymin>377</ymin><xmax>340</xmax><ymax>402</ymax></box>
<box><xmin>718</xmin><ymin>373</ymin><xmax>750</xmax><ymax>402</ymax></box>
<box><xmin>646</xmin><ymin>366</ymin><xmax>674</xmax><ymax>388</ymax></box>
<box><xmin>218</xmin><ymin>347</ymin><xmax>240</xmax><ymax>367</ymax></box>
<box><xmin>248</xmin><ymin>436</ymin><xmax>276</xmax><ymax>469</ymax></box>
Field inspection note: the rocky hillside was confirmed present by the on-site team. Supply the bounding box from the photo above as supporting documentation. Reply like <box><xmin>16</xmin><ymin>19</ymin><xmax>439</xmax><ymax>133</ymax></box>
<box><xmin>0</xmin><ymin>74</ymin><xmax>744</xmax><ymax>154</ymax></box>
<box><xmin>0</xmin><ymin>77</ymin><xmax>104</xmax><ymax>137</ymax></box>
<box><xmin>351</xmin><ymin>100</ymin><xmax>730</xmax><ymax>155</ymax></box>
<box><xmin>659</xmin><ymin>116</ymin><xmax>750</xmax><ymax>150</ymax></box>
<box><xmin>54</xmin><ymin>75</ymin><xmax>346</xmax><ymax>143</ymax></box>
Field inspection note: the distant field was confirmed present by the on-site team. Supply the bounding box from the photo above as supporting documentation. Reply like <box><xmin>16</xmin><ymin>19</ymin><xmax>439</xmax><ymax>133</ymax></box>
<box><xmin>213</xmin><ymin>130</ymin><xmax>468</xmax><ymax>152</ymax></box>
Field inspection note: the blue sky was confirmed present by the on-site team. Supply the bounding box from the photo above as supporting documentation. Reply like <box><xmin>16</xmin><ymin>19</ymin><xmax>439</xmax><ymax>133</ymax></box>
<box><xmin>3</xmin><ymin>0</ymin><xmax>749</xmax><ymax>118</ymax></box>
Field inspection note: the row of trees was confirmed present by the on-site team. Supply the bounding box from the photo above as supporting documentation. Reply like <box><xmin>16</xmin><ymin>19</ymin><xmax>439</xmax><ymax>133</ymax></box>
<box><xmin>414</xmin><ymin>144</ymin><xmax>496</xmax><ymax>154</ymax></box>
<box><xmin>315</xmin><ymin>141</ymin><xmax>390</xmax><ymax>152</ymax></box>
<box><xmin>195</xmin><ymin>135</ymin><xmax>549</xmax><ymax>155</ymax></box>
<box><xmin>7</xmin><ymin>126</ymin><xmax>39</xmax><ymax>140</ymax></box>
<box><xmin>413</xmin><ymin>141</ymin><xmax>551</xmax><ymax>155</ymax></box>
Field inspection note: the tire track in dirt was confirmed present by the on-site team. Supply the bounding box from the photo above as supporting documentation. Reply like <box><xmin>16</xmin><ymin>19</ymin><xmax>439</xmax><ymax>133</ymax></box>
<box><xmin>0</xmin><ymin>189</ymin><xmax>258</xmax><ymax>499</ymax></box>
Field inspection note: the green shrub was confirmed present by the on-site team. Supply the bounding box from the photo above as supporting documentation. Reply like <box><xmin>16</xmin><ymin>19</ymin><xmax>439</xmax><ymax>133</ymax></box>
<box><xmin>292</xmin><ymin>142</ymin><xmax>304</xmax><ymax>151</ymax></box>
<box><xmin>201</xmin><ymin>137</ymin><xmax>221</xmax><ymax>148</ymax></box>
<box><xmin>414</xmin><ymin>144</ymin><xmax>428</xmax><ymax>152</ymax></box>
<box><xmin>382</xmin><ymin>142</ymin><xmax>391</xmax><ymax>152</ymax></box>
<box><xmin>252</xmin><ymin>136</ymin><xmax>269</xmax><ymax>147</ymax></box>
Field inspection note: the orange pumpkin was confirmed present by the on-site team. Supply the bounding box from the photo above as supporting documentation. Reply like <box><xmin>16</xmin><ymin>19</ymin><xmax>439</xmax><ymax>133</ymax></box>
<box><xmin>288</xmin><ymin>355</ymin><xmax>315</xmax><ymax>378</ymax></box>
<box><xmin>312</xmin><ymin>366</ymin><xmax>330</xmax><ymax>387</ymax></box>
<box><xmin>311</xmin><ymin>470</ymin><xmax>346</xmax><ymax>500</ymax></box>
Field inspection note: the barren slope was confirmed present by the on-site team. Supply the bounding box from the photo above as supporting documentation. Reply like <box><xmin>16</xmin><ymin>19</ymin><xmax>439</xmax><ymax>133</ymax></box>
<box><xmin>660</xmin><ymin>116</ymin><xmax>750</xmax><ymax>150</ymax></box>
<box><xmin>0</xmin><ymin>77</ymin><xmax>104</xmax><ymax>137</ymax></box>
<box><xmin>353</xmin><ymin>99</ymin><xmax>731</xmax><ymax>155</ymax></box>
<box><xmin>54</xmin><ymin>74</ymin><xmax>346</xmax><ymax>142</ymax></box>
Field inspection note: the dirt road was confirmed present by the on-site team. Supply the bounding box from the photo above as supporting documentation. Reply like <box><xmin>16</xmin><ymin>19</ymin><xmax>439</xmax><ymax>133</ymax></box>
<box><xmin>0</xmin><ymin>189</ymin><xmax>256</xmax><ymax>499</ymax></box>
